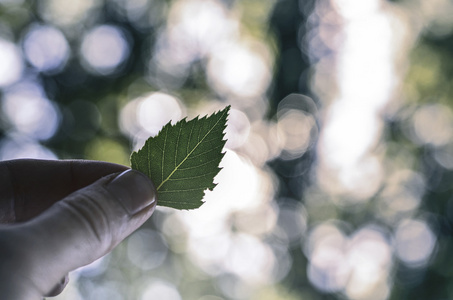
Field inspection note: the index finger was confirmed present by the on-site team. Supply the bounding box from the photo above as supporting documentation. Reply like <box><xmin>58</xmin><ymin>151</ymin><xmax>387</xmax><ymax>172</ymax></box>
<box><xmin>0</xmin><ymin>159</ymin><xmax>129</xmax><ymax>223</ymax></box>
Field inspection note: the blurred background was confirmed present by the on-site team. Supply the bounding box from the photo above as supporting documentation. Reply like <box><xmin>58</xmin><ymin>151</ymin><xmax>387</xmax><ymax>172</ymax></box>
<box><xmin>0</xmin><ymin>0</ymin><xmax>452</xmax><ymax>299</ymax></box>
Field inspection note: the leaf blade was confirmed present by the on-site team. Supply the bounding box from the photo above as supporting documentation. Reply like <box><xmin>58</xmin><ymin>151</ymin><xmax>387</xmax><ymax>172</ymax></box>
<box><xmin>131</xmin><ymin>106</ymin><xmax>230</xmax><ymax>209</ymax></box>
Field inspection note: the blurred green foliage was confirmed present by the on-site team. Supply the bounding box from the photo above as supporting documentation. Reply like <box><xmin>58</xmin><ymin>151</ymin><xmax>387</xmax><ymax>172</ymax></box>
<box><xmin>2</xmin><ymin>0</ymin><xmax>453</xmax><ymax>300</ymax></box>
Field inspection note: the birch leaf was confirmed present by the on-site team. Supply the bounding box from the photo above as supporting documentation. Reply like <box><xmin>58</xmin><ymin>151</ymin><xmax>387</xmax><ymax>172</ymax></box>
<box><xmin>130</xmin><ymin>106</ymin><xmax>230</xmax><ymax>209</ymax></box>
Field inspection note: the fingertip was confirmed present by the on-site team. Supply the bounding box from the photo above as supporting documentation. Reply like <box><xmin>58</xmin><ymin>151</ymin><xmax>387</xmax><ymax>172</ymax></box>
<box><xmin>44</xmin><ymin>275</ymin><xmax>69</xmax><ymax>297</ymax></box>
<box><xmin>105</xmin><ymin>169</ymin><xmax>157</xmax><ymax>215</ymax></box>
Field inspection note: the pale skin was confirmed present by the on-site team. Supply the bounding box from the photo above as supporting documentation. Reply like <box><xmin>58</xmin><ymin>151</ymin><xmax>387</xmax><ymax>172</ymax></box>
<box><xmin>0</xmin><ymin>159</ymin><xmax>157</xmax><ymax>299</ymax></box>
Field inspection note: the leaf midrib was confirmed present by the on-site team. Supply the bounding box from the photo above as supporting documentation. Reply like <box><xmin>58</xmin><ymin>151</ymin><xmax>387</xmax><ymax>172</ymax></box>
<box><xmin>156</xmin><ymin>110</ymin><xmax>226</xmax><ymax>191</ymax></box>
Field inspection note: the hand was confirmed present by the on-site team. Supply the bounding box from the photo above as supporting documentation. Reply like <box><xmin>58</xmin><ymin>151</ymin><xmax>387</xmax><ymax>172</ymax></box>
<box><xmin>0</xmin><ymin>159</ymin><xmax>157</xmax><ymax>299</ymax></box>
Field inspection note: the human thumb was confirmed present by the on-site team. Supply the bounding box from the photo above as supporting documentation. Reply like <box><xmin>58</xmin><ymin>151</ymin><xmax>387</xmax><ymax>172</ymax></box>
<box><xmin>18</xmin><ymin>169</ymin><xmax>156</xmax><ymax>296</ymax></box>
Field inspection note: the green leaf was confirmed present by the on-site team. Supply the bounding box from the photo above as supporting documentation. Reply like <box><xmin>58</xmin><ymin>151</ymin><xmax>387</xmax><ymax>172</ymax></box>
<box><xmin>130</xmin><ymin>106</ymin><xmax>230</xmax><ymax>209</ymax></box>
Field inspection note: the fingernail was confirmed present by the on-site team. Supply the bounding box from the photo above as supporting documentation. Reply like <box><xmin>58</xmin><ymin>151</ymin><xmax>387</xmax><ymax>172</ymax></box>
<box><xmin>45</xmin><ymin>275</ymin><xmax>69</xmax><ymax>297</ymax></box>
<box><xmin>106</xmin><ymin>169</ymin><xmax>156</xmax><ymax>215</ymax></box>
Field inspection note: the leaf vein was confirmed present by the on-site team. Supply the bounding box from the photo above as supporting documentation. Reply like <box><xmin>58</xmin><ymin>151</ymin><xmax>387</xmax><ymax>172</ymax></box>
<box><xmin>178</xmin><ymin>158</ymin><xmax>220</xmax><ymax>171</ymax></box>
<box><xmin>185</xmin><ymin>145</ymin><xmax>224</xmax><ymax>160</ymax></box>
<box><xmin>160</xmin><ymin>187</ymin><xmax>205</xmax><ymax>193</ymax></box>
<box><xmin>166</xmin><ymin>171</ymin><xmax>219</xmax><ymax>181</ymax></box>
<box><xmin>175</xmin><ymin>121</ymin><xmax>182</xmax><ymax>169</ymax></box>
<box><xmin>161</xmin><ymin>126</ymin><xmax>168</xmax><ymax>184</ymax></box>
<box><xmin>187</xmin><ymin>120</ymin><xmax>195</xmax><ymax>156</ymax></box>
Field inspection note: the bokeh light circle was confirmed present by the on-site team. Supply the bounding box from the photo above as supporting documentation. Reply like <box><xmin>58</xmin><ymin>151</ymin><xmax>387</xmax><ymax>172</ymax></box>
<box><xmin>395</xmin><ymin>219</ymin><xmax>437</xmax><ymax>267</ymax></box>
<box><xmin>0</xmin><ymin>39</ymin><xmax>23</xmax><ymax>87</ymax></box>
<box><xmin>81</xmin><ymin>25</ymin><xmax>131</xmax><ymax>75</ymax></box>
<box><xmin>23</xmin><ymin>24</ymin><xmax>70</xmax><ymax>73</ymax></box>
